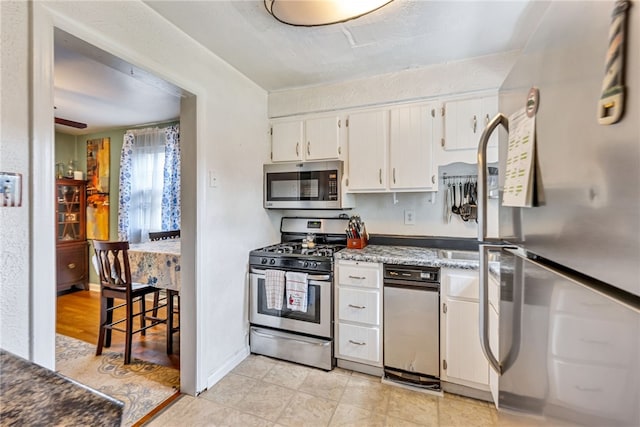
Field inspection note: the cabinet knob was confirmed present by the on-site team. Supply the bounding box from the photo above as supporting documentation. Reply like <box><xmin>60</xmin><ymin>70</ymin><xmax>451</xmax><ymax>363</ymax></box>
<box><xmin>432</xmin><ymin>175</ymin><xmax>436</xmax><ymax>184</ymax></box>
<box><xmin>473</xmin><ymin>115</ymin><xmax>478</xmax><ymax>133</ymax></box>
<box><xmin>67</xmin><ymin>263</ymin><xmax>76</xmax><ymax>269</ymax></box>
<box><xmin>348</xmin><ymin>304</ymin><xmax>366</xmax><ymax>309</ymax></box>
<box><xmin>348</xmin><ymin>340</ymin><xmax>366</xmax><ymax>346</ymax></box>
<box><xmin>379</xmin><ymin>169</ymin><xmax>382</xmax><ymax>184</ymax></box>
<box><xmin>393</xmin><ymin>168</ymin><xmax>396</xmax><ymax>184</ymax></box>
<box><xmin>307</xmin><ymin>141</ymin><xmax>311</xmax><ymax>155</ymax></box>
<box><xmin>296</xmin><ymin>142</ymin><xmax>299</xmax><ymax>156</ymax></box>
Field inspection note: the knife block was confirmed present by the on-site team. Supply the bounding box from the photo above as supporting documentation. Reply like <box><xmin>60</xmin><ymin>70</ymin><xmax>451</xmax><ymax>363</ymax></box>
<box><xmin>347</xmin><ymin>236</ymin><xmax>368</xmax><ymax>249</ymax></box>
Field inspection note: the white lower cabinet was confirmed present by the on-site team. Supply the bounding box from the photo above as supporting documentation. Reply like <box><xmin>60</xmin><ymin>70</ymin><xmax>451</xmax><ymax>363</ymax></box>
<box><xmin>335</xmin><ymin>260</ymin><xmax>383</xmax><ymax>367</ymax></box>
<box><xmin>440</xmin><ymin>268</ymin><xmax>490</xmax><ymax>390</ymax></box>
<box><xmin>337</xmin><ymin>323</ymin><xmax>381</xmax><ymax>363</ymax></box>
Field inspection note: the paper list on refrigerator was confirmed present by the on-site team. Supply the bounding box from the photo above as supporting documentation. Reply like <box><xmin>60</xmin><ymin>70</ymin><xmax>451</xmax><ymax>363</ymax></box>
<box><xmin>502</xmin><ymin>107</ymin><xmax>536</xmax><ymax>207</ymax></box>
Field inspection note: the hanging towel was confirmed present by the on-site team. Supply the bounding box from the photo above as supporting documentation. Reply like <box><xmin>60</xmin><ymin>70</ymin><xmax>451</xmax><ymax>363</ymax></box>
<box><xmin>285</xmin><ymin>271</ymin><xmax>309</xmax><ymax>312</ymax></box>
<box><xmin>265</xmin><ymin>270</ymin><xmax>285</xmax><ymax>310</ymax></box>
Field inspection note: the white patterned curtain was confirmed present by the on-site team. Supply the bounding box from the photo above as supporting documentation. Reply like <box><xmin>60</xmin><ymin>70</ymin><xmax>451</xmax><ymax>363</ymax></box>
<box><xmin>118</xmin><ymin>126</ymin><xmax>180</xmax><ymax>243</ymax></box>
<box><xmin>162</xmin><ymin>125</ymin><xmax>181</xmax><ymax>231</ymax></box>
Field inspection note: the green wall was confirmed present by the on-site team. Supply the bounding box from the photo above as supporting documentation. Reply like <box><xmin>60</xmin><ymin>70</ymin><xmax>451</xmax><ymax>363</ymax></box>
<box><xmin>55</xmin><ymin>121</ymin><xmax>178</xmax><ymax>284</ymax></box>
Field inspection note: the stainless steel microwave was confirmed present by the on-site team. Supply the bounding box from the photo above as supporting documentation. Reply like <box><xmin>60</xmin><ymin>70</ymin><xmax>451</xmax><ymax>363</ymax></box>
<box><xmin>264</xmin><ymin>161</ymin><xmax>353</xmax><ymax>209</ymax></box>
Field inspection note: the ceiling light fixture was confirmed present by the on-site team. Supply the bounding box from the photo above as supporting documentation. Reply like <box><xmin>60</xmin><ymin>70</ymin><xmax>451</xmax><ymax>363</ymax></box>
<box><xmin>264</xmin><ymin>0</ymin><xmax>394</xmax><ymax>27</ymax></box>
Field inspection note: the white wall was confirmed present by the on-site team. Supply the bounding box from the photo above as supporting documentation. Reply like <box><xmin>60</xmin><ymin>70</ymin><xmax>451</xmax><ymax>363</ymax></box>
<box><xmin>268</xmin><ymin>53</ymin><xmax>514</xmax><ymax>238</ymax></box>
<box><xmin>2</xmin><ymin>0</ymin><xmax>281</xmax><ymax>394</ymax></box>
<box><xmin>0</xmin><ymin>0</ymin><xmax>31</xmax><ymax>359</ymax></box>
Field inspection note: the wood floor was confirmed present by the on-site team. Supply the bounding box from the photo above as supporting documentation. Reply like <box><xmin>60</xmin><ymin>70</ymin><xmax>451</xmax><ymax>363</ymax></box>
<box><xmin>56</xmin><ymin>288</ymin><xmax>180</xmax><ymax>370</ymax></box>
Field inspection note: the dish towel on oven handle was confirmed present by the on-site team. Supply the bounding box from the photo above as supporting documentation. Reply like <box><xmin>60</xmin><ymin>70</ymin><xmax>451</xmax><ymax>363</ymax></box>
<box><xmin>285</xmin><ymin>271</ymin><xmax>309</xmax><ymax>312</ymax></box>
<box><xmin>265</xmin><ymin>270</ymin><xmax>285</xmax><ymax>310</ymax></box>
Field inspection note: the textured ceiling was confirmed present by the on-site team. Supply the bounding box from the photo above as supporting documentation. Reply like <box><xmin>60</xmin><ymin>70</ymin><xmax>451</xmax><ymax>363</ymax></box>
<box><xmin>145</xmin><ymin>0</ymin><xmax>549</xmax><ymax>91</ymax></box>
<box><xmin>54</xmin><ymin>0</ymin><xmax>549</xmax><ymax>135</ymax></box>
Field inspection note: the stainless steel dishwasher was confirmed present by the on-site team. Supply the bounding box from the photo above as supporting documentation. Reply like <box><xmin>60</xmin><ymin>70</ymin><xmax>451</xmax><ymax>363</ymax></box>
<box><xmin>383</xmin><ymin>264</ymin><xmax>440</xmax><ymax>390</ymax></box>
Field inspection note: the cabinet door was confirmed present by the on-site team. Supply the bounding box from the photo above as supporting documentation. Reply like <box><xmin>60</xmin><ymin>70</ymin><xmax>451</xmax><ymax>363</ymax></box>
<box><xmin>346</xmin><ymin>110</ymin><xmax>388</xmax><ymax>191</ymax></box>
<box><xmin>389</xmin><ymin>104</ymin><xmax>436</xmax><ymax>190</ymax></box>
<box><xmin>305</xmin><ymin>116</ymin><xmax>341</xmax><ymax>161</ymax></box>
<box><xmin>271</xmin><ymin>120</ymin><xmax>303</xmax><ymax>162</ymax></box>
<box><xmin>444</xmin><ymin>98</ymin><xmax>482</xmax><ymax>151</ymax></box>
<box><xmin>444</xmin><ymin>298</ymin><xmax>489</xmax><ymax>386</ymax></box>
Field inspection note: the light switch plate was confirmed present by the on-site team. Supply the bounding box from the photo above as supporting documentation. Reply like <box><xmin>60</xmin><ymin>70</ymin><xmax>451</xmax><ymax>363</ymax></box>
<box><xmin>1</xmin><ymin>172</ymin><xmax>22</xmax><ymax>207</ymax></box>
<box><xmin>404</xmin><ymin>209</ymin><xmax>415</xmax><ymax>225</ymax></box>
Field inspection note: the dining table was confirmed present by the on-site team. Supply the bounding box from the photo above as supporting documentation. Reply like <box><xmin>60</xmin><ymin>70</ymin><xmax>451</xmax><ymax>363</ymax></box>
<box><xmin>128</xmin><ymin>238</ymin><xmax>181</xmax><ymax>354</ymax></box>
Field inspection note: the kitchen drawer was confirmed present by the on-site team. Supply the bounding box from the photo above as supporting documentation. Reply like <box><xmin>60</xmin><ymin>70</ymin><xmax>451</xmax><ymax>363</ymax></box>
<box><xmin>57</xmin><ymin>243</ymin><xmax>88</xmax><ymax>290</ymax></box>
<box><xmin>443</xmin><ymin>269</ymin><xmax>479</xmax><ymax>300</ymax></box>
<box><xmin>336</xmin><ymin>322</ymin><xmax>381</xmax><ymax>365</ymax></box>
<box><xmin>549</xmin><ymin>359</ymin><xmax>633</xmax><ymax>420</ymax></box>
<box><xmin>337</xmin><ymin>261</ymin><xmax>381</xmax><ymax>289</ymax></box>
<box><xmin>337</xmin><ymin>287</ymin><xmax>380</xmax><ymax>325</ymax></box>
<box><xmin>549</xmin><ymin>313</ymin><xmax>634</xmax><ymax>365</ymax></box>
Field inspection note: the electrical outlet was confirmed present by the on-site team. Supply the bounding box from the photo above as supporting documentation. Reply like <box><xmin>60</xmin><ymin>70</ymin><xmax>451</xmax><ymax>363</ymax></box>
<box><xmin>404</xmin><ymin>209</ymin><xmax>416</xmax><ymax>225</ymax></box>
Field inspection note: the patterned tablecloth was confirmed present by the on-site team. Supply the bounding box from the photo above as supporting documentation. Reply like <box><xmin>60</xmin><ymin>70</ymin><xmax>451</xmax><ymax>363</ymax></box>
<box><xmin>128</xmin><ymin>239</ymin><xmax>181</xmax><ymax>292</ymax></box>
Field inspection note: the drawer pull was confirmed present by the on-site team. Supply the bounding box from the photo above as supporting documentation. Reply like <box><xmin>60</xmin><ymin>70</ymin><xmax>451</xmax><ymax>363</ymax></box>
<box><xmin>348</xmin><ymin>304</ymin><xmax>366</xmax><ymax>309</ymax></box>
<box><xmin>348</xmin><ymin>340</ymin><xmax>366</xmax><ymax>346</ymax></box>
<box><xmin>575</xmin><ymin>386</ymin><xmax>602</xmax><ymax>393</ymax></box>
<box><xmin>67</xmin><ymin>263</ymin><xmax>76</xmax><ymax>269</ymax></box>
<box><xmin>348</xmin><ymin>275</ymin><xmax>366</xmax><ymax>280</ymax></box>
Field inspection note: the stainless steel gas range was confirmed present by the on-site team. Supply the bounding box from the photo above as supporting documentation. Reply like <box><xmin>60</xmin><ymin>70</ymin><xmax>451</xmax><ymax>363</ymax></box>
<box><xmin>248</xmin><ymin>217</ymin><xmax>348</xmax><ymax>370</ymax></box>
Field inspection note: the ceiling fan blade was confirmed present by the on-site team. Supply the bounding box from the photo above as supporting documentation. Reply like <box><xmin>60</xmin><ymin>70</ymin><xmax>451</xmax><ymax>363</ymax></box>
<box><xmin>55</xmin><ymin>117</ymin><xmax>87</xmax><ymax>129</ymax></box>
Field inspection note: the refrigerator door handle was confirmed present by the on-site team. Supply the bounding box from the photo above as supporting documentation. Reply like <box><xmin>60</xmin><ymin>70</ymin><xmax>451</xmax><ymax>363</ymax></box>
<box><xmin>477</xmin><ymin>113</ymin><xmax>509</xmax><ymax>242</ymax></box>
<box><xmin>479</xmin><ymin>243</ymin><xmax>519</xmax><ymax>376</ymax></box>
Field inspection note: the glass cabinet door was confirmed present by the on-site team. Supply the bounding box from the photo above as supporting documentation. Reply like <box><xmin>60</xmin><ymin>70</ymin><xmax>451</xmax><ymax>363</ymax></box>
<box><xmin>56</xmin><ymin>179</ymin><xmax>86</xmax><ymax>242</ymax></box>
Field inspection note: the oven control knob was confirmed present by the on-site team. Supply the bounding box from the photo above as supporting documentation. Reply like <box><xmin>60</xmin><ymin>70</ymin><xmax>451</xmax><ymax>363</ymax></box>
<box><xmin>269</xmin><ymin>259</ymin><xmax>276</xmax><ymax>265</ymax></box>
<box><xmin>303</xmin><ymin>261</ymin><xmax>309</xmax><ymax>267</ymax></box>
<box><xmin>261</xmin><ymin>258</ymin><xmax>268</xmax><ymax>264</ymax></box>
<box><xmin>311</xmin><ymin>262</ymin><xmax>317</xmax><ymax>268</ymax></box>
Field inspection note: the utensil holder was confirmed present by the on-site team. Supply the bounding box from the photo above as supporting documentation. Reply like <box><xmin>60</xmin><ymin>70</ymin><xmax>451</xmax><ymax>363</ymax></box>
<box><xmin>347</xmin><ymin>236</ymin><xmax>368</xmax><ymax>249</ymax></box>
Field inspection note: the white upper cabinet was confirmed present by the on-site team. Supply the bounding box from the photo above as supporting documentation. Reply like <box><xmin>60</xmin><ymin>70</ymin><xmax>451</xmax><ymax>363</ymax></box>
<box><xmin>438</xmin><ymin>94</ymin><xmax>499</xmax><ymax>165</ymax></box>
<box><xmin>271</xmin><ymin>119</ymin><xmax>304</xmax><ymax>162</ymax></box>
<box><xmin>346</xmin><ymin>109</ymin><xmax>389</xmax><ymax>191</ymax></box>
<box><xmin>270</xmin><ymin>115</ymin><xmax>342</xmax><ymax>162</ymax></box>
<box><xmin>305</xmin><ymin>116</ymin><xmax>341</xmax><ymax>161</ymax></box>
<box><xmin>389</xmin><ymin>103</ymin><xmax>437</xmax><ymax>191</ymax></box>
<box><xmin>346</xmin><ymin>102</ymin><xmax>437</xmax><ymax>193</ymax></box>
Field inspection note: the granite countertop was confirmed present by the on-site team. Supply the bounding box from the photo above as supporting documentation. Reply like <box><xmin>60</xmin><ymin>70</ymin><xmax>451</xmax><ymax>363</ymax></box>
<box><xmin>335</xmin><ymin>244</ymin><xmax>501</xmax><ymax>277</ymax></box>
<box><xmin>335</xmin><ymin>244</ymin><xmax>478</xmax><ymax>269</ymax></box>
<box><xmin>0</xmin><ymin>350</ymin><xmax>124</xmax><ymax>426</ymax></box>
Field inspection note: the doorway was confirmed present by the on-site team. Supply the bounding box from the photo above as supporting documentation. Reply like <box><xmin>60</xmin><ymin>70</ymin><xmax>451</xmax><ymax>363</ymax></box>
<box><xmin>33</xmin><ymin>14</ymin><xmax>196</xmax><ymax>394</ymax></box>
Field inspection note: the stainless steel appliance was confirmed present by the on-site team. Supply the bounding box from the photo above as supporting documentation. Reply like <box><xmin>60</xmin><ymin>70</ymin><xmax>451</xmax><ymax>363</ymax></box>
<box><xmin>263</xmin><ymin>161</ymin><xmax>354</xmax><ymax>209</ymax></box>
<box><xmin>477</xmin><ymin>2</ymin><xmax>640</xmax><ymax>425</ymax></box>
<box><xmin>249</xmin><ymin>217</ymin><xmax>349</xmax><ymax>370</ymax></box>
<box><xmin>383</xmin><ymin>264</ymin><xmax>440</xmax><ymax>390</ymax></box>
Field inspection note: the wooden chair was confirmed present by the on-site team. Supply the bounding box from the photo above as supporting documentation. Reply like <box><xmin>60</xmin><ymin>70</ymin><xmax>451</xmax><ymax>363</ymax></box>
<box><xmin>93</xmin><ymin>241</ymin><xmax>167</xmax><ymax>364</ymax></box>
<box><xmin>149</xmin><ymin>230</ymin><xmax>180</xmax><ymax>353</ymax></box>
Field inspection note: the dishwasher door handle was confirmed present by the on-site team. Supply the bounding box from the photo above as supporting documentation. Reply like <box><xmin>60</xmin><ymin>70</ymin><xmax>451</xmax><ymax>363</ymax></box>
<box><xmin>383</xmin><ymin>280</ymin><xmax>439</xmax><ymax>291</ymax></box>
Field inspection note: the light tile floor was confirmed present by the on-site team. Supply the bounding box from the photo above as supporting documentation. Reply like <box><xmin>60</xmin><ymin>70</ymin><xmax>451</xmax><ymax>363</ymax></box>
<box><xmin>147</xmin><ymin>355</ymin><xmax>548</xmax><ymax>426</ymax></box>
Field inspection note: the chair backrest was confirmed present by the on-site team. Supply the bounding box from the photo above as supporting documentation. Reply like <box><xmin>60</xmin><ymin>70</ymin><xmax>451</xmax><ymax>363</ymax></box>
<box><xmin>93</xmin><ymin>241</ymin><xmax>132</xmax><ymax>292</ymax></box>
<box><xmin>149</xmin><ymin>230</ymin><xmax>180</xmax><ymax>241</ymax></box>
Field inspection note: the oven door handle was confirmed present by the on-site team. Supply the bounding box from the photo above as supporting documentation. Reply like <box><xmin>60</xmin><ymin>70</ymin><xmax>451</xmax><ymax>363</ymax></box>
<box><xmin>252</xmin><ymin>328</ymin><xmax>332</xmax><ymax>347</ymax></box>
<box><xmin>250</xmin><ymin>268</ymin><xmax>331</xmax><ymax>282</ymax></box>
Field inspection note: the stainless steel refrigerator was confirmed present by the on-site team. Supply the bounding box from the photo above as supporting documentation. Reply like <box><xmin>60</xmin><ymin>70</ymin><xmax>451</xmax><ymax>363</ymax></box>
<box><xmin>477</xmin><ymin>1</ymin><xmax>640</xmax><ymax>426</ymax></box>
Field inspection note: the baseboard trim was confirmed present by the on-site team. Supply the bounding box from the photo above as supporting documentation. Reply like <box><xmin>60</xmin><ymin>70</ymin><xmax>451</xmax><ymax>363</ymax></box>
<box><xmin>203</xmin><ymin>345</ymin><xmax>250</xmax><ymax>393</ymax></box>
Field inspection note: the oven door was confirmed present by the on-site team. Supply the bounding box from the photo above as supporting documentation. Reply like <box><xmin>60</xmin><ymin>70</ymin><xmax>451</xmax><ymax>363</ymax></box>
<box><xmin>250</xmin><ymin>268</ymin><xmax>332</xmax><ymax>338</ymax></box>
